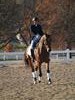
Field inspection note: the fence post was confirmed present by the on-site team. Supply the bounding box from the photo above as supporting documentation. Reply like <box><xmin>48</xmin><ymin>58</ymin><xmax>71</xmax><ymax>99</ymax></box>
<box><xmin>3</xmin><ymin>55</ymin><xmax>6</xmax><ymax>60</ymax></box>
<box><xmin>66</xmin><ymin>49</ymin><xmax>70</xmax><ymax>60</ymax></box>
<box><xmin>56</xmin><ymin>54</ymin><xmax>58</xmax><ymax>59</ymax></box>
<box><xmin>16</xmin><ymin>55</ymin><xmax>18</xmax><ymax>60</ymax></box>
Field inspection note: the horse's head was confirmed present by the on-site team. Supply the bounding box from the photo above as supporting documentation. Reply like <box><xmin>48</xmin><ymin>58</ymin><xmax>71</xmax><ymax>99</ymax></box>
<box><xmin>43</xmin><ymin>34</ymin><xmax>51</xmax><ymax>52</ymax></box>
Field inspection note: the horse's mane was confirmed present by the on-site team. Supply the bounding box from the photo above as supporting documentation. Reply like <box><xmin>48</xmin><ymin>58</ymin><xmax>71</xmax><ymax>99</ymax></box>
<box><xmin>38</xmin><ymin>34</ymin><xmax>51</xmax><ymax>47</ymax></box>
<box><xmin>38</xmin><ymin>34</ymin><xmax>46</xmax><ymax>47</ymax></box>
<box><xmin>34</xmin><ymin>34</ymin><xmax>51</xmax><ymax>63</ymax></box>
<box><xmin>35</xmin><ymin>34</ymin><xmax>50</xmax><ymax>54</ymax></box>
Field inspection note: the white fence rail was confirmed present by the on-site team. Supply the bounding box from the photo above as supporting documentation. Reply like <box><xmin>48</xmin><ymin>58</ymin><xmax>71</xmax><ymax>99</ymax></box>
<box><xmin>50</xmin><ymin>49</ymin><xmax>75</xmax><ymax>60</ymax></box>
<box><xmin>0</xmin><ymin>49</ymin><xmax>75</xmax><ymax>61</ymax></box>
<box><xmin>0</xmin><ymin>52</ymin><xmax>24</xmax><ymax>61</ymax></box>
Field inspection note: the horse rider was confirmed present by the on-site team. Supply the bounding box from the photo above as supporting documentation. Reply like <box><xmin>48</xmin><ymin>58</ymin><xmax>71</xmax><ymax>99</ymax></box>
<box><xmin>30</xmin><ymin>17</ymin><xmax>44</xmax><ymax>61</ymax></box>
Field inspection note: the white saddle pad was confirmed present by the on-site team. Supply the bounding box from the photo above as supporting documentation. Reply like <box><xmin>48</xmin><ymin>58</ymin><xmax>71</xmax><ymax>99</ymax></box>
<box><xmin>26</xmin><ymin>45</ymin><xmax>32</xmax><ymax>56</ymax></box>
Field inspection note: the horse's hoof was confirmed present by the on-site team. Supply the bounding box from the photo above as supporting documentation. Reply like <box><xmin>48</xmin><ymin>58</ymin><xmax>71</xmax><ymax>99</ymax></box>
<box><xmin>33</xmin><ymin>78</ymin><xmax>37</xmax><ymax>84</ymax></box>
<box><xmin>33</xmin><ymin>81</ymin><xmax>37</xmax><ymax>84</ymax></box>
<box><xmin>48</xmin><ymin>81</ymin><xmax>51</xmax><ymax>85</ymax></box>
<box><xmin>39</xmin><ymin>80</ymin><xmax>41</xmax><ymax>83</ymax></box>
<box><xmin>38</xmin><ymin>76</ymin><xmax>41</xmax><ymax>83</ymax></box>
<box><xmin>48</xmin><ymin>79</ymin><xmax>52</xmax><ymax>84</ymax></box>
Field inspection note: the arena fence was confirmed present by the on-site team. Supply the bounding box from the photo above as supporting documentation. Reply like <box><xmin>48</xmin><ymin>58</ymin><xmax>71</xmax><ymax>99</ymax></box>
<box><xmin>0</xmin><ymin>49</ymin><xmax>75</xmax><ymax>62</ymax></box>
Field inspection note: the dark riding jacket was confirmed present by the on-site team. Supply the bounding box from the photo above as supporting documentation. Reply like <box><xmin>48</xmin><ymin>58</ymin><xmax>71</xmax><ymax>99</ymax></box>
<box><xmin>31</xmin><ymin>24</ymin><xmax>44</xmax><ymax>37</ymax></box>
<box><xmin>30</xmin><ymin>24</ymin><xmax>44</xmax><ymax>49</ymax></box>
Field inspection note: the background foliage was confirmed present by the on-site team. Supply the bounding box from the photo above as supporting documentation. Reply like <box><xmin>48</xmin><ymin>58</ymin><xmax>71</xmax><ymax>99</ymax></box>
<box><xmin>0</xmin><ymin>0</ymin><xmax>75</xmax><ymax>50</ymax></box>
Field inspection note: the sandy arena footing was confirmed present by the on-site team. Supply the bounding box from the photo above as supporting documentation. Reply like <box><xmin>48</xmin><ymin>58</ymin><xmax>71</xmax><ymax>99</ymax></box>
<box><xmin>0</xmin><ymin>60</ymin><xmax>75</xmax><ymax>100</ymax></box>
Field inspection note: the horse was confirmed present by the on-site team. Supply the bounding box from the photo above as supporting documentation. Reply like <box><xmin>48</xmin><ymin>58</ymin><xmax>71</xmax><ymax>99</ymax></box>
<box><xmin>24</xmin><ymin>34</ymin><xmax>52</xmax><ymax>84</ymax></box>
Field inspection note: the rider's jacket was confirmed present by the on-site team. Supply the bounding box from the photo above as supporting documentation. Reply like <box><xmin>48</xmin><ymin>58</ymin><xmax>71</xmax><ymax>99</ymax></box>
<box><xmin>31</xmin><ymin>24</ymin><xmax>44</xmax><ymax>36</ymax></box>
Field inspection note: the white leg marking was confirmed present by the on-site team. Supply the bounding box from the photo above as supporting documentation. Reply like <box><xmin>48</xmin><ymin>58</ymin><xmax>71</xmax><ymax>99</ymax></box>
<box><xmin>32</xmin><ymin>72</ymin><xmax>35</xmax><ymax>78</ymax></box>
<box><xmin>32</xmin><ymin>72</ymin><xmax>36</xmax><ymax>84</ymax></box>
<box><xmin>47</xmin><ymin>73</ymin><xmax>51</xmax><ymax>84</ymax></box>
<box><xmin>47</xmin><ymin>73</ymin><xmax>50</xmax><ymax>80</ymax></box>
<box><xmin>35</xmin><ymin>71</ymin><xmax>37</xmax><ymax>78</ymax></box>
<box><xmin>38</xmin><ymin>76</ymin><xmax>41</xmax><ymax>82</ymax></box>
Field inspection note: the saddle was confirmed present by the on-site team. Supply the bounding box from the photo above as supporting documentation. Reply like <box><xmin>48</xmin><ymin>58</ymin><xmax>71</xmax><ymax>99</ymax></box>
<box><xmin>26</xmin><ymin>35</ymin><xmax>44</xmax><ymax>62</ymax></box>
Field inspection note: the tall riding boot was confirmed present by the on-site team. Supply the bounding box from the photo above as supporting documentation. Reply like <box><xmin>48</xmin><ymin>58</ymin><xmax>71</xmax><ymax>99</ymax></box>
<box><xmin>31</xmin><ymin>49</ymin><xmax>35</xmax><ymax>62</ymax></box>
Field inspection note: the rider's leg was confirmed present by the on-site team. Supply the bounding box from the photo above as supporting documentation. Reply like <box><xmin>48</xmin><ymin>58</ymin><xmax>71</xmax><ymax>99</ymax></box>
<box><xmin>31</xmin><ymin>35</ymin><xmax>41</xmax><ymax>61</ymax></box>
<box><xmin>32</xmin><ymin>34</ymin><xmax>41</xmax><ymax>48</ymax></box>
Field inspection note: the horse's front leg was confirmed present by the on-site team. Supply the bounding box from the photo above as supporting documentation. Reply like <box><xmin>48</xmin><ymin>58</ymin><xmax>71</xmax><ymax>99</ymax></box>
<box><xmin>32</xmin><ymin>69</ymin><xmax>37</xmax><ymax>84</ymax></box>
<box><xmin>28</xmin><ymin>57</ymin><xmax>37</xmax><ymax>84</ymax></box>
<box><xmin>38</xmin><ymin>63</ymin><xmax>42</xmax><ymax>83</ymax></box>
<box><xmin>46</xmin><ymin>62</ymin><xmax>52</xmax><ymax>84</ymax></box>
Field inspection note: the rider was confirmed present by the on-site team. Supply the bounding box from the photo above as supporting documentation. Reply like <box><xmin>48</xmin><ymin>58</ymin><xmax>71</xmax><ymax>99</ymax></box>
<box><xmin>30</xmin><ymin>17</ymin><xmax>44</xmax><ymax>61</ymax></box>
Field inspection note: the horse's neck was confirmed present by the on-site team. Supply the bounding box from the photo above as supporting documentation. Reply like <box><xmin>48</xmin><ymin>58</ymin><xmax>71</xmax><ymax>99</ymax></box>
<box><xmin>37</xmin><ymin>35</ymin><xmax>46</xmax><ymax>53</ymax></box>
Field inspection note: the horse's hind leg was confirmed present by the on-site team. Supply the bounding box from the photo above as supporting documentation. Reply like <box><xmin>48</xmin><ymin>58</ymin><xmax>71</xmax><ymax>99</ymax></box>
<box><xmin>46</xmin><ymin>62</ymin><xmax>52</xmax><ymax>84</ymax></box>
<box><xmin>38</xmin><ymin>64</ymin><xmax>42</xmax><ymax>83</ymax></box>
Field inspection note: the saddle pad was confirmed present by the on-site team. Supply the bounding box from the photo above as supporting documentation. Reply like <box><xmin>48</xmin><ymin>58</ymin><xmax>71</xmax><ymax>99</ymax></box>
<box><xmin>26</xmin><ymin>45</ymin><xmax>32</xmax><ymax>56</ymax></box>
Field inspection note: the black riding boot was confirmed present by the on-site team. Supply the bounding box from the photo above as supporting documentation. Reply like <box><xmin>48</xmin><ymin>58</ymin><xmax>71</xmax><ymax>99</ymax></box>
<box><xmin>31</xmin><ymin>49</ymin><xmax>35</xmax><ymax>62</ymax></box>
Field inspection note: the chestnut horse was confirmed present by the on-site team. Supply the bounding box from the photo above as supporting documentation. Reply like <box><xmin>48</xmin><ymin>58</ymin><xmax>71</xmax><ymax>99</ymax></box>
<box><xmin>24</xmin><ymin>34</ymin><xmax>52</xmax><ymax>84</ymax></box>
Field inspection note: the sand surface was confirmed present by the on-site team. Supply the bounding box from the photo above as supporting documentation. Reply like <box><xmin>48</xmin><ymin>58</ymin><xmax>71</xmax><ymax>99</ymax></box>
<box><xmin>0</xmin><ymin>61</ymin><xmax>75</xmax><ymax>100</ymax></box>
